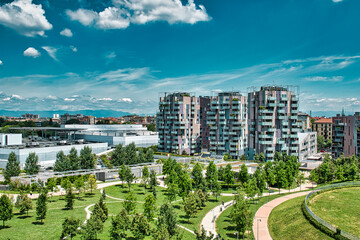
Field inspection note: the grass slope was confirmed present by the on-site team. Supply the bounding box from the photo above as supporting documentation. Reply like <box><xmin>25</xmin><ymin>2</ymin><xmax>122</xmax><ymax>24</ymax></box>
<box><xmin>309</xmin><ymin>187</ymin><xmax>360</xmax><ymax>237</ymax></box>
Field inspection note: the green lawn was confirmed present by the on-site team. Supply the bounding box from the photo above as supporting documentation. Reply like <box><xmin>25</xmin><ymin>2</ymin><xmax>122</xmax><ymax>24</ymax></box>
<box><xmin>268</xmin><ymin>195</ymin><xmax>332</xmax><ymax>240</ymax></box>
<box><xmin>216</xmin><ymin>193</ymin><xmax>290</xmax><ymax>240</ymax></box>
<box><xmin>309</xmin><ymin>187</ymin><xmax>360</xmax><ymax>237</ymax></box>
<box><xmin>0</xmin><ymin>190</ymin><xmax>108</xmax><ymax>240</ymax></box>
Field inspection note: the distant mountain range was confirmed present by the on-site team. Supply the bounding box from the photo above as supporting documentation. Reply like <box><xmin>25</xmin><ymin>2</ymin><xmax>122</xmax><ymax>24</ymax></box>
<box><xmin>0</xmin><ymin>110</ymin><xmax>133</xmax><ymax>118</ymax></box>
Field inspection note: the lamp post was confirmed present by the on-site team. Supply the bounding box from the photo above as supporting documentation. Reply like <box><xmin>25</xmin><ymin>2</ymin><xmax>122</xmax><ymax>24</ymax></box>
<box><xmin>257</xmin><ymin>218</ymin><xmax>262</xmax><ymax>240</ymax></box>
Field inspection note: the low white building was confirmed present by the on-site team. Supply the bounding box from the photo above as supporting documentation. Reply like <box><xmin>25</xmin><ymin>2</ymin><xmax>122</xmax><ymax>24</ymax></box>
<box><xmin>63</xmin><ymin>124</ymin><xmax>159</xmax><ymax>147</ymax></box>
<box><xmin>298</xmin><ymin>131</ymin><xmax>317</xmax><ymax>161</ymax></box>
<box><xmin>0</xmin><ymin>133</ymin><xmax>22</xmax><ymax>146</ymax></box>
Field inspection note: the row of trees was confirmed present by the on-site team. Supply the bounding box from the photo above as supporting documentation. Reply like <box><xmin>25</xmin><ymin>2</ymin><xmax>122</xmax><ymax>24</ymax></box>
<box><xmin>4</xmin><ymin>152</ymin><xmax>40</xmax><ymax>182</ymax></box>
<box><xmin>53</xmin><ymin>146</ymin><xmax>96</xmax><ymax>172</ymax></box>
<box><xmin>310</xmin><ymin>154</ymin><xmax>359</xmax><ymax>184</ymax></box>
<box><xmin>110</xmin><ymin>143</ymin><xmax>154</xmax><ymax>166</ymax></box>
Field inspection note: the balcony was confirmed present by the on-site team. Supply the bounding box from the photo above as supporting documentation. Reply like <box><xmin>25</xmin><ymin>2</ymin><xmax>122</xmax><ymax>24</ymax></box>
<box><xmin>259</xmin><ymin>140</ymin><xmax>273</xmax><ymax>145</ymax></box>
<box><xmin>259</xmin><ymin>122</ymin><xmax>273</xmax><ymax>126</ymax></box>
<box><xmin>259</xmin><ymin>115</ymin><xmax>273</xmax><ymax>120</ymax></box>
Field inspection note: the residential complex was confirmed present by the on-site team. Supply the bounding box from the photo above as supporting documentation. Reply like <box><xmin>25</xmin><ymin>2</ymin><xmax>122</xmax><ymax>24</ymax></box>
<box><xmin>298</xmin><ymin>132</ymin><xmax>317</xmax><ymax>161</ymax></box>
<box><xmin>156</xmin><ymin>86</ymin><xmax>318</xmax><ymax>161</ymax></box>
<box><xmin>157</xmin><ymin>92</ymin><xmax>207</xmax><ymax>155</ymax></box>
<box><xmin>312</xmin><ymin>117</ymin><xmax>332</xmax><ymax>141</ymax></box>
<box><xmin>208</xmin><ymin>92</ymin><xmax>247</xmax><ymax>159</ymax></box>
<box><xmin>247</xmin><ymin>86</ymin><xmax>301</xmax><ymax>161</ymax></box>
<box><xmin>332</xmin><ymin>112</ymin><xmax>360</xmax><ymax>158</ymax></box>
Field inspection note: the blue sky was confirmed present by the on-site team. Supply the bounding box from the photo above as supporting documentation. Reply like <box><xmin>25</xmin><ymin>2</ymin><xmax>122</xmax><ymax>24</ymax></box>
<box><xmin>0</xmin><ymin>0</ymin><xmax>359</xmax><ymax>114</ymax></box>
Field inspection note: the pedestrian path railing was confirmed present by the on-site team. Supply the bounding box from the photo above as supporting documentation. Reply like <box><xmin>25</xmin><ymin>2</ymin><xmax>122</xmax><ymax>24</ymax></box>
<box><xmin>303</xmin><ymin>181</ymin><xmax>360</xmax><ymax>240</ymax></box>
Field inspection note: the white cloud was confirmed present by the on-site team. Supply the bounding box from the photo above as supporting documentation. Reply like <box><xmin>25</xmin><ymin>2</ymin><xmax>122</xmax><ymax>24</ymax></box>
<box><xmin>0</xmin><ymin>0</ymin><xmax>52</xmax><ymax>37</ymax></box>
<box><xmin>66</xmin><ymin>8</ymin><xmax>98</xmax><ymax>26</ymax></box>
<box><xmin>23</xmin><ymin>47</ymin><xmax>41</xmax><ymax>58</ymax></box>
<box><xmin>64</xmin><ymin>98</ymin><xmax>75</xmax><ymax>102</ymax></box>
<box><xmin>0</xmin><ymin>60</ymin><xmax>2</xmax><ymax>65</ymax></box>
<box><xmin>106</xmin><ymin>52</ymin><xmax>116</xmax><ymax>59</ymax></box>
<box><xmin>98</xmin><ymin>98</ymin><xmax>113</xmax><ymax>101</ymax></box>
<box><xmin>70</xmin><ymin>46</ymin><xmax>78</xmax><ymax>52</ymax></box>
<box><xmin>304</xmin><ymin>76</ymin><xmax>343</xmax><ymax>82</ymax></box>
<box><xmin>66</xmin><ymin>0</ymin><xmax>210</xmax><ymax>29</ymax></box>
<box><xmin>332</xmin><ymin>0</ymin><xmax>343</xmax><ymax>3</ymax></box>
<box><xmin>42</xmin><ymin>46</ymin><xmax>58</xmax><ymax>61</ymax></box>
<box><xmin>11</xmin><ymin>94</ymin><xmax>23</xmax><ymax>99</ymax></box>
<box><xmin>60</xmin><ymin>28</ymin><xmax>73</xmax><ymax>37</ymax></box>
<box><xmin>118</xmin><ymin>98</ymin><xmax>133</xmax><ymax>103</ymax></box>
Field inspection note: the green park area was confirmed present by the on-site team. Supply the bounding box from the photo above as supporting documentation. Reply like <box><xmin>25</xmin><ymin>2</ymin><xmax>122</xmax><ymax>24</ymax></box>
<box><xmin>308</xmin><ymin>186</ymin><xmax>360</xmax><ymax>237</ymax></box>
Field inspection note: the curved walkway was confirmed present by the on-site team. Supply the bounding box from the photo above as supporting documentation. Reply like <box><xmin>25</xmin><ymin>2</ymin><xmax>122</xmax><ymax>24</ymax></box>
<box><xmin>252</xmin><ymin>191</ymin><xmax>310</xmax><ymax>240</ymax></box>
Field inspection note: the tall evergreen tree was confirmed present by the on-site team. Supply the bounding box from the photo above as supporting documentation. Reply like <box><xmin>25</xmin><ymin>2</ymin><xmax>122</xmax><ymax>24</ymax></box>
<box><xmin>68</xmin><ymin>147</ymin><xmax>79</xmax><ymax>170</ymax></box>
<box><xmin>4</xmin><ymin>151</ymin><xmax>20</xmax><ymax>182</ymax></box>
<box><xmin>53</xmin><ymin>151</ymin><xmax>68</xmax><ymax>172</ymax></box>
<box><xmin>158</xmin><ymin>202</ymin><xmax>178</xmax><ymax>236</ymax></box>
<box><xmin>239</xmin><ymin>164</ymin><xmax>249</xmax><ymax>185</ymax></box>
<box><xmin>24</xmin><ymin>152</ymin><xmax>40</xmax><ymax>175</ymax></box>
<box><xmin>205</xmin><ymin>161</ymin><xmax>218</xmax><ymax>191</ymax></box>
<box><xmin>36</xmin><ymin>192</ymin><xmax>47</xmax><ymax>223</ymax></box>
<box><xmin>192</xmin><ymin>162</ymin><xmax>206</xmax><ymax>191</ymax></box>
<box><xmin>111</xmin><ymin>144</ymin><xmax>125</xmax><ymax>166</ymax></box>
<box><xmin>110</xmin><ymin>209</ymin><xmax>130</xmax><ymax>239</ymax></box>
<box><xmin>61</xmin><ymin>217</ymin><xmax>80</xmax><ymax>240</ymax></box>
<box><xmin>0</xmin><ymin>194</ymin><xmax>13</xmax><ymax>227</ymax></box>
<box><xmin>79</xmin><ymin>146</ymin><xmax>95</xmax><ymax>169</ymax></box>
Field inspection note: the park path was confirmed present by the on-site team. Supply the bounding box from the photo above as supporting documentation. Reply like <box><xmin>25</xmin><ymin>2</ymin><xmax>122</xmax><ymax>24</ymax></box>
<box><xmin>252</xmin><ymin>191</ymin><xmax>310</xmax><ymax>240</ymax></box>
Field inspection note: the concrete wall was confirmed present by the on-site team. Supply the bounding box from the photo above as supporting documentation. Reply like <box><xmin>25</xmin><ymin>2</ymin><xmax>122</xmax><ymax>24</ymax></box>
<box><xmin>75</xmin><ymin>134</ymin><xmax>159</xmax><ymax>147</ymax></box>
<box><xmin>0</xmin><ymin>134</ymin><xmax>22</xmax><ymax>146</ymax></box>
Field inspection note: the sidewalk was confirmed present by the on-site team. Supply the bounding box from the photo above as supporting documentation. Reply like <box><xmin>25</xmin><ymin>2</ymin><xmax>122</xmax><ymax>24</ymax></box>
<box><xmin>252</xmin><ymin>191</ymin><xmax>310</xmax><ymax>240</ymax></box>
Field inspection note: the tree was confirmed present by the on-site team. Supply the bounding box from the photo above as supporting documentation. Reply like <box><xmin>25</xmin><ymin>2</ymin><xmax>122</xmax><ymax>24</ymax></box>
<box><xmin>110</xmin><ymin>209</ymin><xmax>130</xmax><ymax>239</ymax></box>
<box><xmin>65</xmin><ymin>187</ymin><xmax>75</xmax><ymax>210</ymax></box>
<box><xmin>183</xmin><ymin>193</ymin><xmax>197</xmax><ymax>223</ymax></box>
<box><xmin>336</xmin><ymin>165</ymin><xmax>345</xmax><ymax>182</ymax></box>
<box><xmin>145</xmin><ymin>148</ymin><xmax>154</xmax><ymax>163</ymax></box>
<box><xmin>296</xmin><ymin>172</ymin><xmax>306</xmax><ymax>191</ymax></box>
<box><xmin>0</xmin><ymin>195</ymin><xmax>13</xmax><ymax>227</ymax></box>
<box><xmin>177</xmin><ymin>171</ymin><xmax>192</xmax><ymax>198</ymax></box>
<box><xmin>144</xmin><ymin>194</ymin><xmax>156</xmax><ymax>221</ymax></box>
<box><xmin>254</xmin><ymin>166</ymin><xmax>266</xmax><ymax>196</ymax></box>
<box><xmin>142</xmin><ymin>166</ymin><xmax>150</xmax><ymax>189</ymax></box>
<box><xmin>211</xmin><ymin>180</ymin><xmax>221</xmax><ymax>201</ymax></box>
<box><xmin>152</xmin><ymin>222</ymin><xmax>170</xmax><ymax>240</ymax></box>
<box><xmin>15</xmin><ymin>193</ymin><xmax>33</xmax><ymax>216</ymax></box>
<box><xmin>276</xmin><ymin>168</ymin><xmax>288</xmax><ymax>193</ymax></box>
<box><xmin>205</xmin><ymin>161</ymin><xmax>218</xmax><ymax>192</ymax></box>
<box><xmin>36</xmin><ymin>192</ymin><xmax>47</xmax><ymax>223</ymax></box>
<box><xmin>61</xmin><ymin>177</ymin><xmax>72</xmax><ymax>197</ymax></box>
<box><xmin>54</xmin><ymin>151</ymin><xmax>68</xmax><ymax>172</ymax></box>
<box><xmin>192</xmin><ymin>162</ymin><xmax>206</xmax><ymax>191</ymax></box>
<box><xmin>131</xmin><ymin>213</ymin><xmax>151</xmax><ymax>239</ymax></box>
<box><xmin>239</xmin><ymin>164</ymin><xmax>249</xmax><ymax>185</ymax></box>
<box><xmin>111</xmin><ymin>144</ymin><xmax>125</xmax><ymax>166</ymax></box>
<box><xmin>245</xmin><ymin>177</ymin><xmax>258</xmax><ymax>203</ymax></box>
<box><xmin>149</xmin><ymin>169</ymin><xmax>159</xmax><ymax>189</ymax></box>
<box><xmin>223</xmin><ymin>164</ymin><xmax>235</xmax><ymax>188</ymax></box>
<box><xmin>195</xmin><ymin>189</ymin><xmax>207</xmax><ymax>209</ymax></box>
<box><xmin>74</xmin><ymin>175</ymin><xmax>85</xmax><ymax>199</ymax></box>
<box><xmin>79</xmin><ymin>146</ymin><xmax>95</xmax><ymax>169</ymax></box>
<box><xmin>254</xmin><ymin>153</ymin><xmax>259</xmax><ymax>161</ymax></box>
<box><xmin>92</xmin><ymin>198</ymin><xmax>108</xmax><ymax>223</ymax></box>
<box><xmin>68</xmin><ymin>147</ymin><xmax>80</xmax><ymax>170</ymax></box>
<box><xmin>259</xmin><ymin>153</ymin><xmax>265</xmax><ymax>162</ymax></box>
<box><xmin>87</xmin><ymin>175</ymin><xmax>97</xmax><ymax>194</ymax></box>
<box><xmin>158</xmin><ymin>202</ymin><xmax>178</xmax><ymax>236</ymax></box>
<box><xmin>24</xmin><ymin>152</ymin><xmax>40</xmax><ymax>175</ymax></box>
<box><xmin>230</xmin><ymin>191</ymin><xmax>250</xmax><ymax>238</ymax></box>
<box><xmin>166</xmin><ymin>183</ymin><xmax>178</xmax><ymax>202</ymax></box>
<box><xmin>317</xmin><ymin>135</ymin><xmax>326</xmax><ymax>150</ymax></box>
<box><xmin>81</xmin><ymin>214</ymin><xmax>103</xmax><ymax>240</ymax></box>
<box><xmin>123</xmin><ymin>191</ymin><xmax>137</xmax><ymax>214</ymax></box>
<box><xmin>4</xmin><ymin>151</ymin><xmax>20</xmax><ymax>182</ymax></box>
<box><xmin>147</xmin><ymin>123</ymin><xmax>156</xmax><ymax>132</ymax></box>
<box><xmin>118</xmin><ymin>164</ymin><xmax>127</xmax><ymax>188</ymax></box>
<box><xmin>46</xmin><ymin>178</ymin><xmax>58</xmax><ymax>201</ymax></box>
<box><xmin>194</xmin><ymin>225</ymin><xmax>214</xmax><ymax>240</ymax></box>
<box><xmin>348</xmin><ymin>162</ymin><xmax>358</xmax><ymax>181</ymax></box>
<box><xmin>61</xmin><ymin>217</ymin><xmax>80</xmax><ymax>240</ymax></box>
<box><xmin>240</xmin><ymin>154</ymin><xmax>247</xmax><ymax>161</ymax></box>
<box><xmin>125</xmin><ymin>142</ymin><xmax>137</xmax><ymax>164</ymax></box>
<box><xmin>124</xmin><ymin>165</ymin><xmax>135</xmax><ymax>191</ymax></box>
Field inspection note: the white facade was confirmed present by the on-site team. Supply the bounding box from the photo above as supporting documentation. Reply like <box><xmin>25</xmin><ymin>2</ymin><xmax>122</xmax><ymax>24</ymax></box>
<box><xmin>298</xmin><ymin>132</ymin><xmax>317</xmax><ymax>161</ymax></box>
<box><xmin>63</xmin><ymin>124</ymin><xmax>158</xmax><ymax>147</ymax></box>
<box><xmin>0</xmin><ymin>134</ymin><xmax>22</xmax><ymax>146</ymax></box>
<box><xmin>0</xmin><ymin>142</ymin><xmax>108</xmax><ymax>169</ymax></box>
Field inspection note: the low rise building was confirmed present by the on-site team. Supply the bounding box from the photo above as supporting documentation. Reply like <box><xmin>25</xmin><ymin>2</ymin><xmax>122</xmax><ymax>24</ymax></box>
<box><xmin>312</xmin><ymin>117</ymin><xmax>332</xmax><ymax>141</ymax></box>
<box><xmin>298</xmin><ymin>131</ymin><xmax>317</xmax><ymax>161</ymax></box>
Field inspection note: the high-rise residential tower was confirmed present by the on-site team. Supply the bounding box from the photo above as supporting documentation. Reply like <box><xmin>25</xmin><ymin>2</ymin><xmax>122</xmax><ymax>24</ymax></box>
<box><xmin>247</xmin><ymin>86</ymin><xmax>301</xmax><ymax>161</ymax></box>
<box><xmin>208</xmin><ymin>92</ymin><xmax>247</xmax><ymax>159</ymax></box>
<box><xmin>156</xmin><ymin>92</ymin><xmax>209</xmax><ymax>155</ymax></box>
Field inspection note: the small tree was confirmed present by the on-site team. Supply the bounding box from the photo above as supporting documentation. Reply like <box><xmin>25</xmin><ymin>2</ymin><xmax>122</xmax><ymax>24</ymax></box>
<box><xmin>46</xmin><ymin>178</ymin><xmax>58</xmax><ymax>201</ymax></box>
<box><xmin>74</xmin><ymin>175</ymin><xmax>85</xmax><ymax>199</ymax></box>
<box><xmin>118</xmin><ymin>164</ymin><xmax>127</xmax><ymax>188</ymax></box>
<box><xmin>131</xmin><ymin>212</ymin><xmax>151</xmax><ymax>239</ymax></box>
<box><xmin>0</xmin><ymin>194</ymin><xmax>13</xmax><ymax>227</ymax></box>
<box><xmin>239</xmin><ymin>164</ymin><xmax>249</xmax><ymax>185</ymax></box>
<box><xmin>211</xmin><ymin>180</ymin><xmax>221</xmax><ymax>201</ymax></box>
<box><xmin>25</xmin><ymin>152</ymin><xmax>40</xmax><ymax>175</ymax></box>
<box><xmin>65</xmin><ymin>187</ymin><xmax>75</xmax><ymax>210</ymax></box>
<box><xmin>166</xmin><ymin>183</ymin><xmax>178</xmax><ymax>202</ymax></box>
<box><xmin>4</xmin><ymin>151</ymin><xmax>20</xmax><ymax>182</ymax></box>
<box><xmin>79</xmin><ymin>146</ymin><xmax>96</xmax><ymax>169</ymax></box>
<box><xmin>142</xmin><ymin>166</ymin><xmax>150</xmax><ymax>190</ymax></box>
<box><xmin>54</xmin><ymin>151</ymin><xmax>68</xmax><ymax>172</ymax></box>
<box><xmin>149</xmin><ymin>170</ymin><xmax>159</xmax><ymax>189</ymax></box>
<box><xmin>195</xmin><ymin>189</ymin><xmax>207</xmax><ymax>209</ymax></box>
<box><xmin>296</xmin><ymin>172</ymin><xmax>306</xmax><ymax>191</ymax></box>
<box><xmin>223</xmin><ymin>164</ymin><xmax>235</xmax><ymax>189</ymax></box>
<box><xmin>194</xmin><ymin>225</ymin><xmax>214</xmax><ymax>240</ymax></box>
<box><xmin>36</xmin><ymin>192</ymin><xmax>47</xmax><ymax>223</ymax></box>
<box><xmin>122</xmin><ymin>190</ymin><xmax>137</xmax><ymax>214</ymax></box>
<box><xmin>61</xmin><ymin>217</ymin><xmax>80</xmax><ymax>240</ymax></box>
<box><xmin>81</xmin><ymin>214</ymin><xmax>103</xmax><ymax>240</ymax></box>
<box><xmin>87</xmin><ymin>175</ymin><xmax>97</xmax><ymax>194</ymax></box>
<box><xmin>15</xmin><ymin>193</ymin><xmax>33</xmax><ymax>216</ymax></box>
<box><xmin>144</xmin><ymin>194</ymin><xmax>156</xmax><ymax>221</ymax></box>
<box><xmin>124</xmin><ymin>166</ymin><xmax>135</xmax><ymax>191</ymax></box>
<box><xmin>230</xmin><ymin>191</ymin><xmax>250</xmax><ymax>239</ymax></box>
<box><xmin>245</xmin><ymin>177</ymin><xmax>259</xmax><ymax>203</ymax></box>
<box><xmin>259</xmin><ymin>153</ymin><xmax>265</xmax><ymax>162</ymax></box>
<box><xmin>183</xmin><ymin>193</ymin><xmax>197</xmax><ymax>223</ymax></box>
<box><xmin>152</xmin><ymin>222</ymin><xmax>170</xmax><ymax>240</ymax></box>
<box><xmin>110</xmin><ymin>208</ymin><xmax>130</xmax><ymax>239</ymax></box>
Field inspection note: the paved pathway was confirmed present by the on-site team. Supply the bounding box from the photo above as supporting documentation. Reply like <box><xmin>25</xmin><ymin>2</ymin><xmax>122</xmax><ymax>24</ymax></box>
<box><xmin>252</xmin><ymin>191</ymin><xmax>310</xmax><ymax>240</ymax></box>
<box><xmin>201</xmin><ymin>200</ymin><xmax>234</xmax><ymax>237</ymax></box>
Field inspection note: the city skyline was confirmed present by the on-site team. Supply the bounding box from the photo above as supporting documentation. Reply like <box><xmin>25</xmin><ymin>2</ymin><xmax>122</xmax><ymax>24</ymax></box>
<box><xmin>0</xmin><ymin>0</ymin><xmax>360</xmax><ymax>115</ymax></box>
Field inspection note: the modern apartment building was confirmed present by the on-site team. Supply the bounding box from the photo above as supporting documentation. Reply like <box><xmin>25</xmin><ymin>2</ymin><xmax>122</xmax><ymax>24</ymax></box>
<box><xmin>247</xmin><ymin>86</ymin><xmax>301</xmax><ymax>161</ymax></box>
<box><xmin>298</xmin><ymin>131</ymin><xmax>317</xmax><ymax>161</ymax></box>
<box><xmin>208</xmin><ymin>92</ymin><xmax>247</xmax><ymax>159</ymax></box>
<box><xmin>298</xmin><ymin>112</ymin><xmax>311</xmax><ymax>131</ymax></box>
<box><xmin>312</xmin><ymin>118</ymin><xmax>332</xmax><ymax>141</ymax></box>
<box><xmin>157</xmin><ymin>92</ymin><xmax>209</xmax><ymax>155</ymax></box>
<box><xmin>332</xmin><ymin>112</ymin><xmax>360</xmax><ymax>158</ymax></box>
